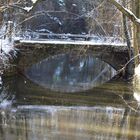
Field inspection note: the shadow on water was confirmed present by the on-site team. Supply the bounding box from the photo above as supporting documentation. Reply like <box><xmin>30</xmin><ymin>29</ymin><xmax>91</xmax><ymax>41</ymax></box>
<box><xmin>0</xmin><ymin>53</ymin><xmax>140</xmax><ymax>140</ymax></box>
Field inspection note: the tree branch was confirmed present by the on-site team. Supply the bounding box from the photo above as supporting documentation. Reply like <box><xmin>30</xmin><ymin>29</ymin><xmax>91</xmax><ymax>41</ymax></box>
<box><xmin>108</xmin><ymin>0</ymin><xmax>140</xmax><ymax>26</ymax></box>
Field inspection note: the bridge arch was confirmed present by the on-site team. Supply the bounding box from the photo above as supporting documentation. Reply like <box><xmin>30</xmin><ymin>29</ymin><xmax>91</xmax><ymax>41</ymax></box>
<box><xmin>14</xmin><ymin>42</ymin><xmax>132</xmax><ymax>79</ymax></box>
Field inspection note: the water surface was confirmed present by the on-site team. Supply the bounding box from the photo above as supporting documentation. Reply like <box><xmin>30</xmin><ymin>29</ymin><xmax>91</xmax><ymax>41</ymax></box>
<box><xmin>26</xmin><ymin>53</ymin><xmax>116</xmax><ymax>92</ymax></box>
<box><xmin>0</xmin><ymin>55</ymin><xmax>140</xmax><ymax>140</ymax></box>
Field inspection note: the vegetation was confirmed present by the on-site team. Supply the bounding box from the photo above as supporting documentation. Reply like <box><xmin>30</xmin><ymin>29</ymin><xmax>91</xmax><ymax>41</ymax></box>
<box><xmin>0</xmin><ymin>0</ymin><xmax>139</xmax><ymax>74</ymax></box>
<box><xmin>109</xmin><ymin>0</ymin><xmax>140</xmax><ymax>66</ymax></box>
<box><xmin>0</xmin><ymin>1</ymin><xmax>140</xmax><ymax>139</ymax></box>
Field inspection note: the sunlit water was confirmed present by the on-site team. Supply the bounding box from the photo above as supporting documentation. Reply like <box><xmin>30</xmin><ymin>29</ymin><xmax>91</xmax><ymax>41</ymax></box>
<box><xmin>0</xmin><ymin>54</ymin><xmax>140</xmax><ymax>140</ymax></box>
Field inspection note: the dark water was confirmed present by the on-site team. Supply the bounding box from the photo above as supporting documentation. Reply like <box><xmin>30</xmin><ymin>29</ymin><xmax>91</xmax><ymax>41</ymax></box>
<box><xmin>0</xmin><ymin>54</ymin><xmax>140</xmax><ymax>140</ymax></box>
<box><xmin>25</xmin><ymin>53</ymin><xmax>116</xmax><ymax>92</ymax></box>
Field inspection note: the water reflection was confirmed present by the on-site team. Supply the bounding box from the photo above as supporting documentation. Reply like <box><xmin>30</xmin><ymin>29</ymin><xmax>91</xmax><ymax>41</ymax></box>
<box><xmin>26</xmin><ymin>53</ymin><xmax>116</xmax><ymax>92</ymax></box>
<box><xmin>0</xmin><ymin>106</ymin><xmax>140</xmax><ymax>140</ymax></box>
<box><xmin>0</xmin><ymin>74</ymin><xmax>140</xmax><ymax>139</ymax></box>
<box><xmin>0</xmin><ymin>77</ymin><xmax>15</xmax><ymax>108</ymax></box>
<box><xmin>133</xmin><ymin>74</ymin><xmax>140</xmax><ymax>104</ymax></box>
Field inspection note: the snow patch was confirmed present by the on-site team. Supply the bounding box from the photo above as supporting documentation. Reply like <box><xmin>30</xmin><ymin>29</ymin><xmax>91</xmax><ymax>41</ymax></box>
<box><xmin>0</xmin><ymin>39</ymin><xmax>13</xmax><ymax>54</ymax></box>
<box><xmin>0</xmin><ymin>86</ymin><xmax>15</xmax><ymax>109</ymax></box>
<box><xmin>134</xmin><ymin>92</ymin><xmax>140</xmax><ymax>103</ymax></box>
<box><xmin>19</xmin><ymin>39</ymin><xmax>126</xmax><ymax>46</ymax></box>
<box><xmin>0</xmin><ymin>77</ymin><xmax>1</xmax><ymax>84</ymax></box>
<box><xmin>0</xmin><ymin>99</ymin><xmax>13</xmax><ymax>109</ymax></box>
<box><xmin>23</xmin><ymin>6</ymin><xmax>33</xmax><ymax>12</ymax></box>
<box><xmin>32</xmin><ymin>0</ymin><xmax>38</xmax><ymax>4</ymax></box>
<box><xmin>72</xmin><ymin>4</ymin><xmax>77</xmax><ymax>7</ymax></box>
<box><xmin>46</xmin><ymin>13</ymin><xmax>62</xmax><ymax>25</ymax></box>
<box><xmin>124</xmin><ymin>8</ymin><xmax>140</xmax><ymax>25</ymax></box>
<box><xmin>58</xmin><ymin>0</ymin><xmax>65</xmax><ymax>6</ymax></box>
<box><xmin>135</xmin><ymin>64</ymin><xmax>140</xmax><ymax>76</ymax></box>
<box><xmin>136</xmin><ymin>18</ymin><xmax>140</xmax><ymax>24</ymax></box>
<box><xmin>133</xmin><ymin>64</ymin><xmax>140</xmax><ymax>104</ymax></box>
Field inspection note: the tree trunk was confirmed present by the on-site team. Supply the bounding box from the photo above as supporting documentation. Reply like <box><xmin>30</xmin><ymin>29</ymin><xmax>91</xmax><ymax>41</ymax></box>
<box><xmin>132</xmin><ymin>0</ymin><xmax>140</xmax><ymax>66</ymax></box>
<box><xmin>133</xmin><ymin>1</ymin><xmax>140</xmax><ymax>102</ymax></box>
<box><xmin>109</xmin><ymin>0</ymin><xmax>140</xmax><ymax>67</ymax></box>
<box><xmin>122</xmin><ymin>0</ymin><xmax>132</xmax><ymax>59</ymax></box>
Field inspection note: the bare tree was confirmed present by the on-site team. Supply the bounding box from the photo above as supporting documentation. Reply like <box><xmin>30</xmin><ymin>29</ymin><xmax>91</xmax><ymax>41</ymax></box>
<box><xmin>109</xmin><ymin>0</ymin><xmax>140</xmax><ymax>69</ymax></box>
<box><xmin>109</xmin><ymin>0</ymin><xmax>140</xmax><ymax>25</ymax></box>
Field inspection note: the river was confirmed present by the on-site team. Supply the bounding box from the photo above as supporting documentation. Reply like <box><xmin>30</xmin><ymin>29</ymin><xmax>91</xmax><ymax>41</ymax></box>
<box><xmin>0</xmin><ymin>54</ymin><xmax>140</xmax><ymax>140</ymax></box>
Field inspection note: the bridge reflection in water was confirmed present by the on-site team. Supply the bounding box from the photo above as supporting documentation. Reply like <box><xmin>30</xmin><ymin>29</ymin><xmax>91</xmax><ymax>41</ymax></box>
<box><xmin>0</xmin><ymin>53</ymin><xmax>139</xmax><ymax>140</ymax></box>
<box><xmin>25</xmin><ymin>53</ymin><xmax>116</xmax><ymax>92</ymax></box>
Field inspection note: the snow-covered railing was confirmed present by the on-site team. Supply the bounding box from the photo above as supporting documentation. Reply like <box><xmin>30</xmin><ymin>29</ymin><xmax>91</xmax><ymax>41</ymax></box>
<box><xmin>16</xmin><ymin>31</ymin><xmax>125</xmax><ymax>45</ymax></box>
<box><xmin>14</xmin><ymin>39</ymin><xmax>127</xmax><ymax>48</ymax></box>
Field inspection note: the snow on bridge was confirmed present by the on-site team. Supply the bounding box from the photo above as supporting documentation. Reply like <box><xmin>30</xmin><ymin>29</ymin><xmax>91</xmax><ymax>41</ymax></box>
<box><xmin>14</xmin><ymin>32</ymin><xmax>127</xmax><ymax>49</ymax></box>
<box><xmin>16</xmin><ymin>39</ymin><xmax>126</xmax><ymax>47</ymax></box>
<box><xmin>0</xmin><ymin>32</ymin><xmax>127</xmax><ymax>55</ymax></box>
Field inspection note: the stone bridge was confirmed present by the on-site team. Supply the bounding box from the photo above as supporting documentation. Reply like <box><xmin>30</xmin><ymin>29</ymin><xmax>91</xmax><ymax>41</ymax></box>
<box><xmin>7</xmin><ymin>38</ymin><xmax>133</xmax><ymax>79</ymax></box>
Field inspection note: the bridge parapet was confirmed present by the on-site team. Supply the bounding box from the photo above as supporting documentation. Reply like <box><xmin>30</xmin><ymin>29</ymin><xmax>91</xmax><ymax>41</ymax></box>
<box><xmin>15</xmin><ymin>32</ymin><xmax>125</xmax><ymax>44</ymax></box>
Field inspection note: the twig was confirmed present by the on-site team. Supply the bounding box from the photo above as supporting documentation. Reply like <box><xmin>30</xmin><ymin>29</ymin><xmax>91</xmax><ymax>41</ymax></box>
<box><xmin>117</xmin><ymin>53</ymin><xmax>140</xmax><ymax>74</ymax></box>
